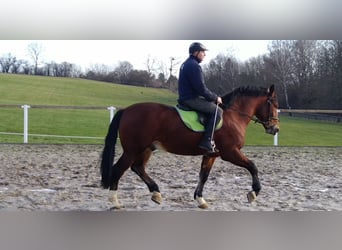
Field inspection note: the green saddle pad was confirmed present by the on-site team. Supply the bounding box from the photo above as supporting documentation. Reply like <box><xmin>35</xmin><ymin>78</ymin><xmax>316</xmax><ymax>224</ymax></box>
<box><xmin>175</xmin><ymin>106</ymin><xmax>223</xmax><ymax>132</ymax></box>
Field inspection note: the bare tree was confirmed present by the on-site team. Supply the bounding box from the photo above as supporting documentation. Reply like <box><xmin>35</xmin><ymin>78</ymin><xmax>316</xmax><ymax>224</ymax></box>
<box><xmin>88</xmin><ymin>63</ymin><xmax>112</xmax><ymax>75</ymax></box>
<box><xmin>316</xmin><ymin>40</ymin><xmax>342</xmax><ymax>108</ymax></box>
<box><xmin>203</xmin><ymin>53</ymin><xmax>240</xmax><ymax>94</ymax></box>
<box><xmin>58</xmin><ymin>62</ymin><xmax>72</xmax><ymax>77</ymax></box>
<box><xmin>145</xmin><ymin>54</ymin><xmax>157</xmax><ymax>76</ymax></box>
<box><xmin>0</xmin><ymin>53</ymin><xmax>16</xmax><ymax>73</ymax></box>
<box><xmin>240</xmin><ymin>55</ymin><xmax>267</xmax><ymax>87</ymax></box>
<box><xmin>155</xmin><ymin>60</ymin><xmax>169</xmax><ymax>88</ymax></box>
<box><xmin>127</xmin><ymin>69</ymin><xmax>154</xmax><ymax>87</ymax></box>
<box><xmin>265</xmin><ymin>40</ymin><xmax>294</xmax><ymax>109</ymax></box>
<box><xmin>11</xmin><ymin>59</ymin><xmax>24</xmax><ymax>74</ymax></box>
<box><xmin>85</xmin><ymin>63</ymin><xmax>113</xmax><ymax>81</ymax></box>
<box><xmin>291</xmin><ymin>40</ymin><xmax>318</xmax><ymax>87</ymax></box>
<box><xmin>330</xmin><ymin>40</ymin><xmax>342</xmax><ymax>108</ymax></box>
<box><xmin>114</xmin><ymin>61</ymin><xmax>133</xmax><ymax>83</ymax></box>
<box><xmin>289</xmin><ymin>40</ymin><xmax>319</xmax><ymax>107</ymax></box>
<box><xmin>21</xmin><ymin>60</ymin><xmax>31</xmax><ymax>74</ymax></box>
<box><xmin>27</xmin><ymin>42</ymin><xmax>43</xmax><ymax>75</ymax></box>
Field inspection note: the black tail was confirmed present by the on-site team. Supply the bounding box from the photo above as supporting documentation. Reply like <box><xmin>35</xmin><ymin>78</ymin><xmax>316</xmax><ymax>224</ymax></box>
<box><xmin>101</xmin><ymin>109</ymin><xmax>123</xmax><ymax>189</ymax></box>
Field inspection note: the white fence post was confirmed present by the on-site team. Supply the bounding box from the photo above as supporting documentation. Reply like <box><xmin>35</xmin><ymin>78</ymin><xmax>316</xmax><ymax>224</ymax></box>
<box><xmin>21</xmin><ymin>104</ymin><xmax>31</xmax><ymax>143</ymax></box>
<box><xmin>107</xmin><ymin>106</ymin><xmax>116</xmax><ymax>123</ymax></box>
<box><xmin>273</xmin><ymin>109</ymin><xmax>280</xmax><ymax>146</ymax></box>
<box><xmin>273</xmin><ymin>132</ymin><xmax>278</xmax><ymax>146</ymax></box>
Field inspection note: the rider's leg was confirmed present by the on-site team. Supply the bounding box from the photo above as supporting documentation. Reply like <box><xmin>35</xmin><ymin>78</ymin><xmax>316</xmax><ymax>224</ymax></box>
<box><xmin>182</xmin><ymin>98</ymin><xmax>223</xmax><ymax>152</ymax></box>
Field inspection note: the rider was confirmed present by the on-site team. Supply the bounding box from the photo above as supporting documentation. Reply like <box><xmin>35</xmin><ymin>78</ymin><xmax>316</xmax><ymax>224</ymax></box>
<box><xmin>177</xmin><ymin>42</ymin><xmax>223</xmax><ymax>153</ymax></box>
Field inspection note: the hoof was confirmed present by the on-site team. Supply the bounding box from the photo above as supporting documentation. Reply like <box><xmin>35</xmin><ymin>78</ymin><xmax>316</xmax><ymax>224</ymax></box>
<box><xmin>109</xmin><ymin>205</ymin><xmax>123</xmax><ymax>210</ymax></box>
<box><xmin>109</xmin><ymin>190</ymin><xmax>122</xmax><ymax>209</ymax></box>
<box><xmin>196</xmin><ymin>197</ymin><xmax>209</xmax><ymax>209</ymax></box>
<box><xmin>109</xmin><ymin>201</ymin><xmax>123</xmax><ymax>210</ymax></box>
<box><xmin>247</xmin><ymin>191</ymin><xmax>257</xmax><ymax>203</ymax></box>
<box><xmin>151</xmin><ymin>191</ymin><xmax>162</xmax><ymax>204</ymax></box>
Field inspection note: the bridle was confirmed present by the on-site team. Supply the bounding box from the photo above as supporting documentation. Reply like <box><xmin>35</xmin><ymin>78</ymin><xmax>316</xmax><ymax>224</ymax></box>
<box><xmin>228</xmin><ymin>96</ymin><xmax>279</xmax><ymax>126</ymax></box>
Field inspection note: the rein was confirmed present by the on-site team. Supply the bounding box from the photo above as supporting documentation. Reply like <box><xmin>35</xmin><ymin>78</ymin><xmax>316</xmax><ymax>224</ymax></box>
<box><xmin>228</xmin><ymin>107</ymin><xmax>264</xmax><ymax>125</ymax></box>
<box><xmin>226</xmin><ymin>97</ymin><xmax>279</xmax><ymax>126</ymax></box>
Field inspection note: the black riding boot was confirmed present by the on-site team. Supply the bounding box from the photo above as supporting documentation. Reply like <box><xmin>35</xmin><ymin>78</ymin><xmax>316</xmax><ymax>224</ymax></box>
<box><xmin>198</xmin><ymin>114</ymin><xmax>219</xmax><ymax>153</ymax></box>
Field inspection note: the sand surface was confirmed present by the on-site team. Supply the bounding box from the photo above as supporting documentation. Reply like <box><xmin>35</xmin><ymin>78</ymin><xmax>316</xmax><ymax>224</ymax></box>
<box><xmin>0</xmin><ymin>144</ymin><xmax>341</xmax><ymax>211</ymax></box>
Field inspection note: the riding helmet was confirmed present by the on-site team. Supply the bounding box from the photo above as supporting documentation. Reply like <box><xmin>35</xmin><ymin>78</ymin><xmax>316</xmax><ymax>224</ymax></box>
<box><xmin>189</xmin><ymin>42</ymin><xmax>208</xmax><ymax>54</ymax></box>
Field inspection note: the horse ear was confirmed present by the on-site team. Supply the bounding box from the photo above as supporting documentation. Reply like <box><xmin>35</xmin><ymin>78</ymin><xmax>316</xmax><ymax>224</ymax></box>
<box><xmin>268</xmin><ymin>84</ymin><xmax>275</xmax><ymax>95</ymax></box>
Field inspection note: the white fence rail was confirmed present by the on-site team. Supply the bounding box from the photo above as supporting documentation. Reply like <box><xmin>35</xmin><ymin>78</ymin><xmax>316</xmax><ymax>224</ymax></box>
<box><xmin>0</xmin><ymin>104</ymin><xmax>116</xmax><ymax>143</ymax></box>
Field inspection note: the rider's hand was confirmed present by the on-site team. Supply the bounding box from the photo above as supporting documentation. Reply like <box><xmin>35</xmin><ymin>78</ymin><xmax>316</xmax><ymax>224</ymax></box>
<box><xmin>216</xmin><ymin>96</ymin><xmax>222</xmax><ymax>104</ymax></box>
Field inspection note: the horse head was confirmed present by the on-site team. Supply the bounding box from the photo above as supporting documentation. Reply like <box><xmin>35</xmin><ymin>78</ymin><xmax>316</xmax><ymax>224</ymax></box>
<box><xmin>254</xmin><ymin>84</ymin><xmax>280</xmax><ymax>135</ymax></box>
<box><xmin>221</xmin><ymin>84</ymin><xmax>280</xmax><ymax>135</ymax></box>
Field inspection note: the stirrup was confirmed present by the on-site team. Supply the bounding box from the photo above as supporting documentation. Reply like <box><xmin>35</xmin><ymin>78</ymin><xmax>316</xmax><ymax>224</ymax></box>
<box><xmin>204</xmin><ymin>147</ymin><xmax>220</xmax><ymax>156</ymax></box>
<box><xmin>209</xmin><ymin>140</ymin><xmax>219</xmax><ymax>154</ymax></box>
<box><xmin>211</xmin><ymin>140</ymin><xmax>216</xmax><ymax>149</ymax></box>
<box><xmin>199</xmin><ymin>140</ymin><xmax>219</xmax><ymax>154</ymax></box>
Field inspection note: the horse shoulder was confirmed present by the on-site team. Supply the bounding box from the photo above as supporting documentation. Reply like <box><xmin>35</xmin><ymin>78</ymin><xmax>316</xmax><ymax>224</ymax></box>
<box><xmin>218</xmin><ymin>112</ymin><xmax>246</xmax><ymax>147</ymax></box>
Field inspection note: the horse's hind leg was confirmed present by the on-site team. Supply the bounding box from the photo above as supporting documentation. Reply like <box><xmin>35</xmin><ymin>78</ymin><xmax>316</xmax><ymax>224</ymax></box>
<box><xmin>108</xmin><ymin>152</ymin><xmax>135</xmax><ymax>209</ymax></box>
<box><xmin>131</xmin><ymin>148</ymin><xmax>162</xmax><ymax>205</ymax></box>
<box><xmin>194</xmin><ymin>155</ymin><xmax>217</xmax><ymax>209</ymax></box>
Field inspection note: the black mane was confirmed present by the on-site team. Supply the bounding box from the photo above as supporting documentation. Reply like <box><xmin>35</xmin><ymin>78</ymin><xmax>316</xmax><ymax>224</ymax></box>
<box><xmin>221</xmin><ymin>86</ymin><xmax>269</xmax><ymax>109</ymax></box>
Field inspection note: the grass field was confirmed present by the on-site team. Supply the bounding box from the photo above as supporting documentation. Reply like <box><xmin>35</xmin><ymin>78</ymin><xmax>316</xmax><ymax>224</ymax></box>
<box><xmin>245</xmin><ymin>116</ymin><xmax>342</xmax><ymax>146</ymax></box>
<box><xmin>0</xmin><ymin>74</ymin><xmax>177</xmax><ymax>144</ymax></box>
<box><xmin>0</xmin><ymin>74</ymin><xmax>341</xmax><ymax>146</ymax></box>
<box><xmin>0</xmin><ymin>74</ymin><xmax>176</xmax><ymax>106</ymax></box>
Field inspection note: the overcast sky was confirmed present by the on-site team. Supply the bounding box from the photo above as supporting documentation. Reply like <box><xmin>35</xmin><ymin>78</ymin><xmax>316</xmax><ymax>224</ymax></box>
<box><xmin>0</xmin><ymin>40</ymin><xmax>271</xmax><ymax>71</ymax></box>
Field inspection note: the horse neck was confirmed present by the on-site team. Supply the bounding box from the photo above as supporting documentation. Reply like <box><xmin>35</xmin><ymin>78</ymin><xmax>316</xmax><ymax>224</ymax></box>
<box><xmin>227</xmin><ymin>95</ymin><xmax>265</xmax><ymax>122</ymax></box>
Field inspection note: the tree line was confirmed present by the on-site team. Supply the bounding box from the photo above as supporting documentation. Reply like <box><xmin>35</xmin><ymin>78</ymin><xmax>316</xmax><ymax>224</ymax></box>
<box><xmin>0</xmin><ymin>40</ymin><xmax>341</xmax><ymax>109</ymax></box>
<box><xmin>204</xmin><ymin>40</ymin><xmax>341</xmax><ymax>109</ymax></box>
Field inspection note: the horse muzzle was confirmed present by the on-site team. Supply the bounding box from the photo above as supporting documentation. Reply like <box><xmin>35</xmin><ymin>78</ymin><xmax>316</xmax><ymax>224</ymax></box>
<box><xmin>265</xmin><ymin>124</ymin><xmax>279</xmax><ymax>135</ymax></box>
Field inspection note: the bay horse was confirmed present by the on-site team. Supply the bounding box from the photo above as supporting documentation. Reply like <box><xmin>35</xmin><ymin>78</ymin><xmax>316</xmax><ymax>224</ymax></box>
<box><xmin>101</xmin><ymin>85</ymin><xmax>279</xmax><ymax>209</ymax></box>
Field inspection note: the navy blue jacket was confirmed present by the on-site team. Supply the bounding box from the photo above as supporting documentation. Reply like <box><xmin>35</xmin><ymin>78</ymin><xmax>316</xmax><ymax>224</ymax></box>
<box><xmin>178</xmin><ymin>55</ymin><xmax>218</xmax><ymax>103</ymax></box>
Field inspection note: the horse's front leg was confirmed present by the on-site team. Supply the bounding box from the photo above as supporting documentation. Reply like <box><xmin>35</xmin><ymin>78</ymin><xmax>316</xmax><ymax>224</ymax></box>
<box><xmin>221</xmin><ymin>148</ymin><xmax>261</xmax><ymax>203</ymax></box>
<box><xmin>246</xmin><ymin>160</ymin><xmax>260</xmax><ymax>203</ymax></box>
<box><xmin>194</xmin><ymin>155</ymin><xmax>217</xmax><ymax>209</ymax></box>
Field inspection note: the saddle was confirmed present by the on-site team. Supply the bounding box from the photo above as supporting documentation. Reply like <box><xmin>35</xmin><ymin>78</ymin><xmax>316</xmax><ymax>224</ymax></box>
<box><xmin>175</xmin><ymin>104</ymin><xmax>223</xmax><ymax>132</ymax></box>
